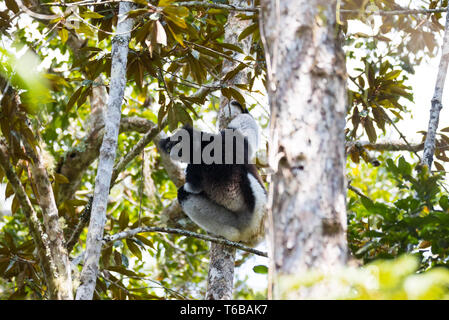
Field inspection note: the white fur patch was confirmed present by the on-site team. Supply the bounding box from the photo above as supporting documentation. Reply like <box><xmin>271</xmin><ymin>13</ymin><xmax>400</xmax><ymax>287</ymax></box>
<box><xmin>238</xmin><ymin>173</ymin><xmax>267</xmax><ymax>242</ymax></box>
<box><xmin>227</xmin><ymin>114</ymin><xmax>260</xmax><ymax>160</ymax></box>
<box><xmin>180</xmin><ymin>194</ymin><xmax>241</xmax><ymax>241</ymax></box>
<box><xmin>184</xmin><ymin>182</ymin><xmax>202</xmax><ymax>194</ymax></box>
<box><xmin>179</xmin><ymin>172</ymin><xmax>267</xmax><ymax>245</ymax></box>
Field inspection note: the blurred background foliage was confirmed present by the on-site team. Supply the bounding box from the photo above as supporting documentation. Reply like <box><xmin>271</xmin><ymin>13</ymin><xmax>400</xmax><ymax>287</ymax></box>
<box><xmin>0</xmin><ymin>0</ymin><xmax>449</xmax><ymax>299</ymax></box>
<box><xmin>280</xmin><ymin>255</ymin><xmax>449</xmax><ymax>299</ymax></box>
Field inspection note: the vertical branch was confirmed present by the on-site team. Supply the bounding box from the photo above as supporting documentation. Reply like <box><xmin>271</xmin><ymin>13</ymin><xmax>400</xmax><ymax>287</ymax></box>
<box><xmin>0</xmin><ymin>141</ymin><xmax>59</xmax><ymax>298</ymax></box>
<box><xmin>205</xmin><ymin>0</ymin><xmax>255</xmax><ymax>300</ymax></box>
<box><xmin>23</xmin><ymin>141</ymin><xmax>73</xmax><ymax>299</ymax></box>
<box><xmin>75</xmin><ymin>2</ymin><xmax>136</xmax><ymax>300</ymax></box>
<box><xmin>422</xmin><ymin>7</ymin><xmax>449</xmax><ymax>168</ymax></box>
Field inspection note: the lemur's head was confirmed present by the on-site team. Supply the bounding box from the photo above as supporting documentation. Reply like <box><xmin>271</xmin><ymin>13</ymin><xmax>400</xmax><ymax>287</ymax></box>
<box><xmin>218</xmin><ymin>100</ymin><xmax>249</xmax><ymax>129</ymax></box>
<box><xmin>158</xmin><ymin>134</ymin><xmax>179</xmax><ymax>155</ymax></box>
<box><xmin>229</xmin><ymin>100</ymin><xmax>248</xmax><ymax>115</ymax></box>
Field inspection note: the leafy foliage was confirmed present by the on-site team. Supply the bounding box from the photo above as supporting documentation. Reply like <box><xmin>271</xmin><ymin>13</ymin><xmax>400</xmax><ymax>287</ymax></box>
<box><xmin>348</xmin><ymin>156</ymin><xmax>449</xmax><ymax>271</ymax></box>
<box><xmin>280</xmin><ymin>255</ymin><xmax>449</xmax><ymax>300</ymax></box>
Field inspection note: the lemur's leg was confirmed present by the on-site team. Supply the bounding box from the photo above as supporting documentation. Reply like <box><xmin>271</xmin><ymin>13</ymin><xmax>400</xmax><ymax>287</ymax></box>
<box><xmin>178</xmin><ymin>186</ymin><xmax>242</xmax><ymax>242</ymax></box>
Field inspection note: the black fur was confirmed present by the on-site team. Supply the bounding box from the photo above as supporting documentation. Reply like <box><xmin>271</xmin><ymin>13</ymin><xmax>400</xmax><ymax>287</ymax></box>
<box><xmin>158</xmin><ymin>117</ymin><xmax>266</xmax><ymax>244</ymax></box>
<box><xmin>158</xmin><ymin>125</ymin><xmax>251</xmax><ymax>165</ymax></box>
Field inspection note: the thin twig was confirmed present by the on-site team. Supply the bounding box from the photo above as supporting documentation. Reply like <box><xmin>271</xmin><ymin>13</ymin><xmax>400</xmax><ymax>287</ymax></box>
<box><xmin>348</xmin><ymin>140</ymin><xmax>424</xmax><ymax>152</ymax></box>
<box><xmin>340</xmin><ymin>7</ymin><xmax>448</xmax><ymax>16</ymax></box>
<box><xmin>185</xmin><ymin>40</ymin><xmax>253</xmax><ymax>69</ymax></box>
<box><xmin>66</xmin><ymin>196</ymin><xmax>93</xmax><ymax>254</ymax></box>
<box><xmin>110</xmin><ymin>121</ymin><xmax>162</xmax><ymax>186</ymax></box>
<box><xmin>43</xmin><ymin>0</ymin><xmax>258</xmax><ymax>12</ymax></box>
<box><xmin>347</xmin><ymin>184</ymin><xmax>368</xmax><ymax>199</ymax></box>
<box><xmin>104</xmin><ymin>226</ymin><xmax>268</xmax><ymax>257</ymax></box>
<box><xmin>175</xmin><ymin>1</ymin><xmax>258</xmax><ymax>12</ymax></box>
<box><xmin>422</xmin><ymin>6</ymin><xmax>449</xmax><ymax>168</ymax></box>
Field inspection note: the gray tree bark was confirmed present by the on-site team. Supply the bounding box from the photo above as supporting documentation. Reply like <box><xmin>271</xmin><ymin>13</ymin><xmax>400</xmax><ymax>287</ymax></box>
<box><xmin>205</xmin><ymin>0</ymin><xmax>254</xmax><ymax>300</ymax></box>
<box><xmin>75</xmin><ymin>2</ymin><xmax>136</xmax><ymax>300</ymax></box>
<box><xmin>23</xmin><ymin>141</ymin><xmax>73</xmax><ymax>299</ymax></box>
<box><xmin>0</xmin><ymin>141</ymin><xmax>60</xmax><ymax>298</ymax></box>
<box><xmin>422</xmin><ymin>7</ymin><xmax>449</xmax><ymax>168</ymax></box>
<box><xmin>260</xmin><ymin>0</ymin><xmax>348</xmax><ymax>299</ymax></box>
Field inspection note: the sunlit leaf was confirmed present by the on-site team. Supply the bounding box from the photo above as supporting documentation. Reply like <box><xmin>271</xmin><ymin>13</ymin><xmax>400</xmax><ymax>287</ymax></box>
<box><xmin>81</xmin><ymin>11</ymin><xmax>104</xmax><ymax>19</ymax></box>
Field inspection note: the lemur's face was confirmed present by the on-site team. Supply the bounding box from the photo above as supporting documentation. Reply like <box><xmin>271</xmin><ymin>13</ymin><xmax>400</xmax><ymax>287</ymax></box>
<box><xmin>221</xmin><ymin>100</ymin><xmax>248</xmax><ymax>123</ymax></box>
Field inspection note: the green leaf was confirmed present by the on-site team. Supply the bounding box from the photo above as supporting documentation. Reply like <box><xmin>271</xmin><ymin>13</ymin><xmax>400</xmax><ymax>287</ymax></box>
<box><xmin>367</xmin><ymin>62</ymin><xmax>375</xmax><ymax>88</ymax></box>
<box><xmin>118</xmin><ymin>211</ymin><xmax>129</xmax><ymax>230</ymax></box>
<box><xmin>166</xmin><ymin>21</ymin><xmax>184</xmax><ymax>46</ymax></box>
<box><xmin>81</xmin><ymin>11</ymin><xmax>104</xmax><ymax>19</ymax></box>
<box><xmin>163</xmin><ymin>6</ymin><xmax>189</xmax><ymax>17</ymax></box>
<box><xmin>380</xmin><ymin>60</ymin><xmax>390</xmax><ymax>75</ymax></box>
<box><xmin>364</xmin><ymin>118</ymin><xmax>377</xmax><ymax>143</ymax></box>
<box><xmin>219</xmin><ymin>42</ymin><xmax>244</xmax><ymax>54</ymax></box>
<box><xmin>168</xmin><ymin>103</ymin><xmax>178</xmax><ymax>131</ymax></box>
<box><xmin>127</xmin><ymin>9</ymin><xmax>150</xmax><ymax>18</ymax></box>
<box><xmin>77</xmin><ymin>85</ymin><xmax>92</xmax><ymax>108</ymax></box>
<box><xmin>54</xmin><ymin>173</ymin><xmax>70</xmax><ymax>184</ymax></box>
<box><xmin>66</xmin><ymin>86</ymin><xmax>84</xmax><ymax>112</ymax></box>
<box><xmin>159</xmin><ymin>0</ymin><xmax>178</xmax><ymax>6</ymax></box>
<box><xmin>66</xmin><ymin>199</ymin><xmax>88</xmax><ymax>207</ymax></box>
<box><xmin>58</xmin><ymin>28</ymin><xmax>69</xmax><ymax>44</ymax></box>
<box><xmin>107</xmin><ymin>265</ymin><xmax>139</xmax><ymax>277</ymax></box>
<box><xmin>398</xmin><ymin>156</ymin><xmax>412</xmax><ymax>176</ymax></box>
<box><xmin>434</xmin><ymin>161</ymin><xmax>445</xmax><ymax>172</ymax></box>
<box><xmin>223</xmin><ymin>63</ymin><xmax>246</xmax><ymax>82</ymax></box>
<box><xmin>221</xmin><ymin>87</ymin><xmax>232</xmax><ymax>100</ymax></box>
<box><xmin>372</xmin><ymin>106</ymin><xmax>386</xmax><ymax>131</ymax></box>
<box><xmin>11</xmin><ymin>195</ymin><xmax>19</xmax><ymax>215</ymax></box>
<box><xmin>135</xmin><ymin>235</ymin><xmax>154</xmax><ymax>249</ymax></box>
<box><xmin>165</xmin><ymin>13</ymin><xmax>187</xmax><ymax>29</ymax></box>
<box><xmin>253</xmin><ymin>265</ymin><xmax>268</xmax><ymax>274</ymax></box>
<box><xmin>384</xmin><ymin>70</ymin><xmax>401</xmax><ymax>80</ymax></box>
<box><xmin>157</xmin><ymin>102</ymin><xmax>168</xmax><ymax>128</ymax></box>
<box><xmin>360</xmin><ymin>196</ymin><xmax>375</xmax><ymax>211</ymax></box>
<box><xmin>440</xmin><ymin>195</ymin><xmax>449</xmax><ymax>211</ymax></box>
<box><xmin>229</xmin><ymin>87</ymin><xmax>245</xmax><ymax>106</ymax></box>
<box><xmin>5</xmin><ymin>183</ymin><xmax>14</xmax><ymax>199</ymax></box>
<box><xmin>385</xmin><ymin>158</ymin><xmax>399</xmax><ymax>175</ymax></box>
<box><xmin>5</xmin><ymin>0</ymin><xmax>19</xmax><ymax>13</ymax></box>
<box><xmin>126</xmin><ymin>239</ymin><xmax>142</xmax><ymax>260</ymax></box>
<box><xmin>238</xmin><ymin>23</ymin><xmax>258</xmax><ymax>41</ymax></box>
<box><xmin>174</xmin><ymin>103</ymin><xmax>193</xmax><ymax>126</ymax></box>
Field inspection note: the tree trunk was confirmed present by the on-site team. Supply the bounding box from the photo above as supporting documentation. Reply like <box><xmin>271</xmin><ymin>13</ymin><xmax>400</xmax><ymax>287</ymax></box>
<box><xmin>205</xmin><ymin>0</ymin><xmax>254</xmax><ymax>300</ymax></box>
<box><xmin>75</xmin><ymin>2</ymin><xmax>135</xmax><ymax>300</ymax></box>
<box><xmin>260</xmin><ymin>0</ymin><xmax>348</xmax><ymax>299</ymax></box>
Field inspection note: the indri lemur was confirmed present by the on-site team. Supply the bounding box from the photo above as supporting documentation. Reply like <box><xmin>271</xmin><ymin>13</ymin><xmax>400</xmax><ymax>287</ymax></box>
<box><xmin>159</xmin><ymin>101</ymin><xmax>267</xmax><ymax>246</ymax></box>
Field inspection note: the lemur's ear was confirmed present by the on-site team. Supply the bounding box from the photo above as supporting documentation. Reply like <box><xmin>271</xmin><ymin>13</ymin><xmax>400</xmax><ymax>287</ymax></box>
<box><xmin>158</xmin><ymin>137</ymin><xmax>178</xmax><ymax>154</ymax></box>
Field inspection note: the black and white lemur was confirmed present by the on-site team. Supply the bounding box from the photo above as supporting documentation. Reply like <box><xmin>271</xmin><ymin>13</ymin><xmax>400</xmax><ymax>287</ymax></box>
<box><xmin>158</xmin><ymin>101</ymin><xmax>267</xmax><ymax>246</ymax></box>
